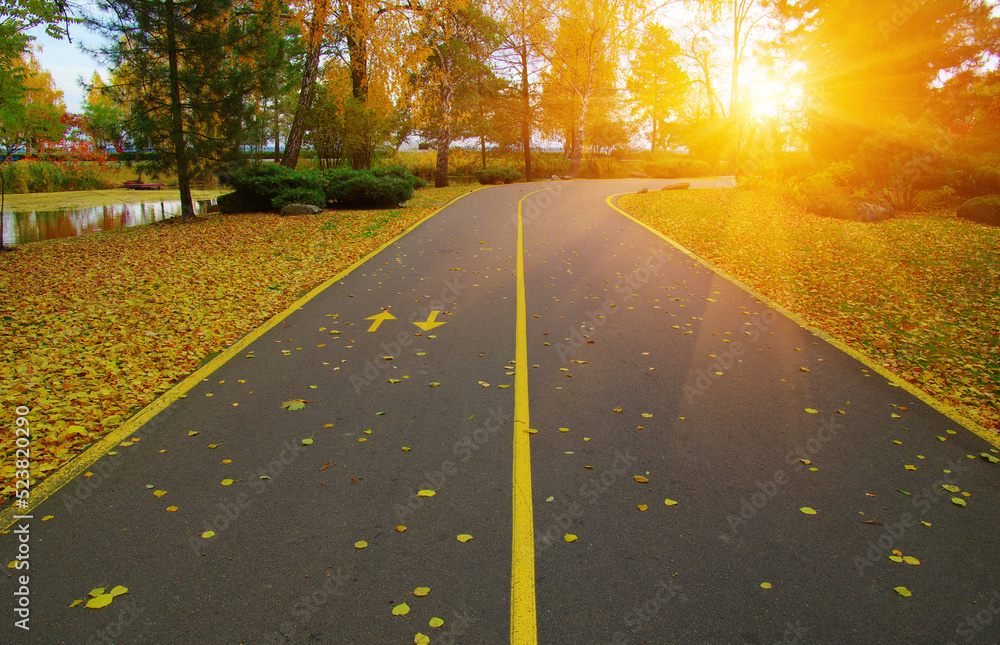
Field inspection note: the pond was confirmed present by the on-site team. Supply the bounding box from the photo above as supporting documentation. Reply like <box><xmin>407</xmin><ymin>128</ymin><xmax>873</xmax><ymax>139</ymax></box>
<box><xmin>0</xmin><ymin>198</ymin><xmax>218</xmax><ymax>246</ymax></box>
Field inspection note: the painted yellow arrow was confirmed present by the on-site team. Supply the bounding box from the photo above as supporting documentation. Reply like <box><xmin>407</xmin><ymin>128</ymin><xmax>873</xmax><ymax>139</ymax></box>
<box><xmin>365</xmin><ymin>310</ymin><xmax>396</xmax><ymax>332</ymax></box>
<box><xmin>413</xmin><ymin>311</ymin><xmax>447</xmax><ymax>331</ymax></box>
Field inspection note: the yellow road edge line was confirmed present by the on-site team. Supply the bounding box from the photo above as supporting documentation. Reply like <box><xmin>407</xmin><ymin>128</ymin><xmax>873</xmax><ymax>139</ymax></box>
<box><xmin>1</xmin><ymin>187</ymin><xmax>485</xmax><ymax>532</ymax></box>
<box><xmin>606</xmin><ymin>193</ymin><xmax>999</xmax><ymax>449</ymax></box>
<box><xmin>511</xmin><ymin>189</ymin><xmax>545</xmax><ymax>645</ymax></box>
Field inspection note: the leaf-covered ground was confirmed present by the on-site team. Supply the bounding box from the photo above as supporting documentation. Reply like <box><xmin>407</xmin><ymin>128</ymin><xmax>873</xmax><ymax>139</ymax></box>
<box><xmin>620</xmin><ymin>187</ymin><xmax>1000</xmax><ymax>435</ymax></box>
<box><xmin>0</xmin><ymin>185</ymin><xmax>474</xmax><ymax>503</ymax></box>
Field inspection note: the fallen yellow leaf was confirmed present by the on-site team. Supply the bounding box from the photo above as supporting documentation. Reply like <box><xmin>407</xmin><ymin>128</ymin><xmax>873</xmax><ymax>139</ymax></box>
<box><xmin>85</xmin><ymin>594</ymin><xmax>113</xmax><ymax>609</ymax></box>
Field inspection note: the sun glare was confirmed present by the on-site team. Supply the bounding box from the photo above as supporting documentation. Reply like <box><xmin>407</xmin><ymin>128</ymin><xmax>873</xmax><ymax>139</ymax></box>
<box><xmin>746</xmin><ymin>77</ymin><xmax>803</xmax><ymax>119</ymax></box>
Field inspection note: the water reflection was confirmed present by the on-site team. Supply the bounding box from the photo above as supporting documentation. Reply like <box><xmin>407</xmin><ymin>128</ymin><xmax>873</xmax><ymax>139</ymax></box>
<box><xmin>1</xmin><ymin>199</ymin><xmax>217</xmax><ymax>245</ymax></box>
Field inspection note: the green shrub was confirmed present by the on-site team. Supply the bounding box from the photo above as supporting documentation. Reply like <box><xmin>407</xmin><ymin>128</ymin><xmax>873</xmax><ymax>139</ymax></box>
<box><xmin>529</xmin><ymin>153</ymin><xmax>569</xmax><ymax>179</ymax></box>
<box><xmin>578</xmin><ymin>157</ymin><xmax>633</xmax><ymax>179</ymax></box>
<box><xmin>825</xmin><ymin>161</ymin><xmax>856</xmax><ymax>186</ymax></box>
<box><xmin>0</xmin><ymin>160</ymin><xmax>114</xmax><ymax>194</ymax></box>
<box><xmin>1</xmin><ymin>162</ymin><xmax>30</xmax><ymax>193</ymax></box>
<box><xmin>27</xmin><ymin>162</ymin><xmax>64</xmax><ymax>192</ymax></box>
<box><xmin>854</xmin><ymin>118</ymin><xmax>950</xmax><ymax>210</ymax></box>
<box><xmin>64</xmin><ymin>165</ymin><xmax>108</xmax><ymax>191</ymax></box>
<box><xmin>974</xmin><ymin>166</ymin><xmax>1000</xmax><ymax>194</ymax></box>
<box><xmin>472</xmin><ymin>167</ymin><xmax>523</xmax><ymax>184</ymax></box>
<box><xmin>221</xmin><ymin>164</ymin><xmax>324</xmax><ymax>213</ymax></box>
<box><xmin>231</xmin><ymin>164</ymin><xmax>323</xmax><ymax>200</ymax></box>
<box><xmin>271</xmin><ymin>187</ymin><xmax>326</xmax><ymax>209</ymax></box>
<box><xmin>643</xmin><ymin>158</ymin><xmax>712</xmax><ymax>179</ymax></box>
<box><xmin>372</xmin><ymin>165</ymin><xmax>425</xmax><ymax>191</ymax></box>
<box><xmin>321</xmin><ymin>168</ymin><xmax>414</xmax><ymax>207</ymax></box>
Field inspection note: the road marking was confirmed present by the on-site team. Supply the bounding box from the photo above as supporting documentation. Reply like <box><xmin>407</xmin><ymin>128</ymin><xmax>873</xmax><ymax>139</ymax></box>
<box><xmin>413</xmin><ymin>310</ymin><xmax>447</xmax><ymax>331</ymax></box>
<box><xmin>365</xmin><ymin>310</ymin><xmax>396</xmax><ymax>332</ymax></box>
<box><xmin>606</xmin><ymin>193</ymin><xmax>999</xmax><ymax>449</ymax></box>
<box><xmin>511</xmin><ymin>189</ymin><xmax>545</xmax><ymax>645</ymax></box>
<box><xmin>0</xmin><ymin>188</ymin><xmax>484</xmax><ymax>533</ymax></box>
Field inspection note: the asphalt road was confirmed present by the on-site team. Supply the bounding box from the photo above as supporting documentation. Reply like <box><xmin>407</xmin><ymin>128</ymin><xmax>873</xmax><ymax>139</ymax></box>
<box><xmin>3</xmin><ymin>178</ymin><xmax>1000</xmax><ymax>645</ymax></box>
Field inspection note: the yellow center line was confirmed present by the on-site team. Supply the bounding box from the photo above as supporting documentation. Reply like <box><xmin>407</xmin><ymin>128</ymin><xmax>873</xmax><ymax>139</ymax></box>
<box><xmin>511</xmin><ymin>189</ymin><xmax>545</xmax><ymax>644</ymax></box>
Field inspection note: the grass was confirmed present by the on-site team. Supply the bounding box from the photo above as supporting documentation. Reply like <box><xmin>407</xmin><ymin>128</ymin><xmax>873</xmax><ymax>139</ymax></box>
<box><xmin>619</xmin><ymin>186</ymin><xmax>1000</xmax><ymax>434</ymax></box>
<box><xmin>2</xmin><ymin>187</ymin><xmax>230</xmax><ymax>212</ymax></box>
<box><xmin>383</xmin><ymin>149</ymin><xmax>645</xmax><ymax>181</ymax></box>
<box><xmin>0</xmin><ymin>183</ymin><xmax>477</xmax><ymax>502</ymax></box>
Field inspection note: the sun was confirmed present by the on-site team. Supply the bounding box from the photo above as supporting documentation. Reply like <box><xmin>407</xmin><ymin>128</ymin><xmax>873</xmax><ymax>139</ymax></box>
<box><xmin>744</xmin><ymin>73</ymin><xmax>803</xmax><ymax>119</ymax></box>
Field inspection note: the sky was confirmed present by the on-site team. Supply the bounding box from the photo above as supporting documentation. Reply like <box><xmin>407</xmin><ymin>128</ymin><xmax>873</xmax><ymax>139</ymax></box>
<box><xmin>27</xmin><ymin>21</ymin><xmax>109</xmax><ymax>114</ymax></box>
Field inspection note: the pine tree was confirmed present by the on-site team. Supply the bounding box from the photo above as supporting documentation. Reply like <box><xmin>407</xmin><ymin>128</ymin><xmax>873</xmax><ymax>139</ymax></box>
<box><xmin>89</xmin><ymin>0</ymin><xmax>285</xmax><ymax>218</ymax></box>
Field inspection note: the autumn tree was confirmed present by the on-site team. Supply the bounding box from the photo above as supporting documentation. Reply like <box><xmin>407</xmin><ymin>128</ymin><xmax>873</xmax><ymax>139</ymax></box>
<box><xmin>89</xmin><ymin>0</ymin><xmax>286</xmax><ymax>219</ymax></box>
<box><xmin>415</xmin><ymin>2</ymin><xmax>503</xmax><ymax>187</ymax></box>
<box><xmin>491</xmin><ymin>0</ymin><xmax>549</xmax><ymax>180</ymax></box>
<box><xmin>5</xmin><ymin>48</ymin><xmax>67</xmax><ymax>156</ymax></box>
<box><xmin>305</xmin><ymin>61</ymin><xmax>397</xmax><ymax>169</ymax></box>
<box><xmin>281</xmin><ymin>0</ymin><xmax>329</xmax><ymax>169</ymax></box>
<box><xmin>281</xmin><ymin>0</ymin><xmax>427</xmax><ymax>170</ymax></box>
<box><xmin>771</xmin><ymin>0</ymin><xmax>999</xmax><ymax>159</ymax></box>
<box><xmin>81</xmin><ymin>72</ymin><xmax>128</xmax><ymax>154</ymax></box>
<box><xmin>1</xmin><ymin>0</ymin><xmax>76</xmax><ymax>248</ymax></box>
<box><xmin>541</xmin><ymin>0</ymin><xmax>673</xmax><ymax>177</ymax></box>
<box><xmin>463</xmin><ymin>73</ymin><xmax>516</xmax><ymax>169</ymax></box>
<box><xmin>627</xmin><ymin>24</ymin><xmax>688</xmax><ymax>151</ymax></box>
<box><xmin>332</xmin><ymin>0</ymin><xmax>415</xmax><ymax>169</ymax></box>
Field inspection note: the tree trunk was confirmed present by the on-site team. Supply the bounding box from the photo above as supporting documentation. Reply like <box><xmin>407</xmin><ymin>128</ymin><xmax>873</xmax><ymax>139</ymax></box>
<box><xmin>651</xmin><ymin>110</ymin><xmax>658</xmax><ymax>152</ymax></box>
<box><xmin>435</xmin><ymin>80</ymin><xmax>453</xmax><ymax>188</ymax></box>
<box><xmin>281</xmin><ymin>0</ymin><xmax>327</xmax><ymax>169</ymax></box>
<box><xmin>731</xmin><ymin>14</ymin><xmax>740</xmax><ymax>122</ymax></box>
<box><xmin>347</xmin><ymin>29</ymin><xmax>368</xmax><ymax>101</ymax></box>
<box><xmin>165</xmin><ymin>0</ymin><xmax>195</xmax><ymax>220</ymax></box>
<box><xmin>347</xmin><ymin>7</ymin><xmax>372</xmax><ymax>171</ymax></box>
<box><xmin>480</xmin><ymin>135</ymin><xmax>486</xmax><ymax>170</ymax></box>
<box><xmin>520</xmin><ymin>44</ymin><xmax>532</xmax><ymax>182</ymax></box>
<box><xmin>569</xmin><ymin>92</ymin><xmax>591</xmax><ymax>178</ymax></box>
<box><xmin>273</xmin><ymin>99</ymin><xmax>280</xmax><ymax>160</ymax></box>
<box><xmin>1</xmin><ymin>171</ymin><xmax>6</xmax><ymax>249</ymax></box>
<box><xmin>435</xmin><ymin>138</ymin><xmax>450</xmax><ymax>188</ymax></box>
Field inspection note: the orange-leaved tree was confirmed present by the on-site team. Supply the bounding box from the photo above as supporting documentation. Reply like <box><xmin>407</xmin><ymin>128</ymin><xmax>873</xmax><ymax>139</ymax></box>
<box><xmin>540</xmin><ymin>0</ymin><xmax>676</xmax><ymax>177</ymax></box>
